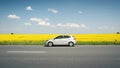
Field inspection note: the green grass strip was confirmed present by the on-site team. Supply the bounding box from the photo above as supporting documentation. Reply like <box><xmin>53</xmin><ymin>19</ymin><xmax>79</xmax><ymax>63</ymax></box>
<box><xmin>0</xmin><ymin>41</ymin><xmax>120</xmax><ymax>45</ymax></box>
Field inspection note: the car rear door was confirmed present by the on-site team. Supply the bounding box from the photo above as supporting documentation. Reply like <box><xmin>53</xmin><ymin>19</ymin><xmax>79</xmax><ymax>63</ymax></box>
<box><xmin>62</xmin><ymin>36</ymin><xmax>70</xmax><ymax>45</ymax></box>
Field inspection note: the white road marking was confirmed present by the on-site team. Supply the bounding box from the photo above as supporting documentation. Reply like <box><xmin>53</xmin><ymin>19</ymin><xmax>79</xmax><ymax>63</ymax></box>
<box><xmin>7</xmin><ymin>51</ymin><xmax>46</xmax><ymax>53</ymax></box>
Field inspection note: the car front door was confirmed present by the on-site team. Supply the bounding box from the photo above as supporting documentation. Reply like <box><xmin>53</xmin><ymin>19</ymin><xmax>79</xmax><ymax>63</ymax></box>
<box><xmin>53</xmin><ymin>36</ymin><xmax>64</xmax><ymax>45</ymax></box>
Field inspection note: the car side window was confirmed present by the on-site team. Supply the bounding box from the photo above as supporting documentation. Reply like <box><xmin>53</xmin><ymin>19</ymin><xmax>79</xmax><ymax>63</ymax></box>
<box><xmin>55</xmin><ymin>36</ymin><xmax>63</xmax><ymax>39</ymax></box>
<box><xmin>63</xmin><ymin>36</ymin><xmax>70</xmax><ymax>38</ymax></box>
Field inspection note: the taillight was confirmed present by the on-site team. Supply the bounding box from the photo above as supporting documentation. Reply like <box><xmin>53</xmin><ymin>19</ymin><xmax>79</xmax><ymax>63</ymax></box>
<box><xmin>72</xmin><ymin>36</ymin><xmax>75</xmax><ymax>40</ymax></box>
<box><xmin>74</xmin><ymin>37</ymin><xmax>76</xmax><ymax>40</ymax></box>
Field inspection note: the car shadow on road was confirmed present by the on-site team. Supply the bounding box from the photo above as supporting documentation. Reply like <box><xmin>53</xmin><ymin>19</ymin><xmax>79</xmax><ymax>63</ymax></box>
<box><xmin>44</xmin><ymin>45</ymin><xmax>74</xmax><ymax>47</ymax></box>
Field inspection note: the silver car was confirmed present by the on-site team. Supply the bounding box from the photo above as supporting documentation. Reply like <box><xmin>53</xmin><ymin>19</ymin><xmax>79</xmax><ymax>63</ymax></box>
<box><xmin>45</xmin><ymin>35</ymin><xmax>76</xmax><ymax>47</ymax></box>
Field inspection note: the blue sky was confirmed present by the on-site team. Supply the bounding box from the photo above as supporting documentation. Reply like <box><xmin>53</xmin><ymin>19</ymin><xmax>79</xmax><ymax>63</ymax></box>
<box><xmin>0</xmin><ymin>0</ymin><xmax>120</xmax><ymax>34</ymax></box>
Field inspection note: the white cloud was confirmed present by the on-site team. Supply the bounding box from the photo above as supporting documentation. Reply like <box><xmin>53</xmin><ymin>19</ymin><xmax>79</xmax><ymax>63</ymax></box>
<box><xmin>26</xmin><ymin>6</ymin><xmax>32</xmax><ymax>11</ymax></box>
<box><xmin>30</xmin><ymin>18</ymin><xmax>51</xmax><ymax>26</ymax></box>
<box><xmin>8</xmin><ymin>14</ymin><xmax>20</xmax><ymax>19</ymax></box>
<box><xmin>78</xmin><ymin>11</ymin><xmax>83</xmax><ymax>14</ymax></box>
<box><xmin>48</xmin><ymin>8</ymin><xmax>58</xmax><ymax>14</ymax></box>
<box><xmin>98</xmin><ymin>26</ymin><xmax>109</xmax><ymax>30</ymax></box>
<box><xmin>44</xmin><ymin>18</ymin><xmax>49</xmax><ymax>21</ymax></box>
<box><xmin>81</xmin><ymin>24</ymin><xmax>86</xmax><ymax>28</ymax></box>
<box><xmin>29</xmin><ymin>17</ymin><xmax>87</xmax><ymax>28</ymax></box>
<box><xmin>98</xmin><ymin>26</ymin><xmax>115</xmax><ymax>30</ymax></box>
<box><xmin>24</xmin><ymin>22</ymin><xmax>32</xmax><ymax>26</ymax></box>
<box><xmin>57</xmin><ymin>23</ymin><xmax>87</xmax><ymax>28</ymax></box>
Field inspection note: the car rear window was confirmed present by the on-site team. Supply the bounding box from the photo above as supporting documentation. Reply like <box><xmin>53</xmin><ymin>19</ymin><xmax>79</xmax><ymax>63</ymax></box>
<box><xmin>63</xmin><ymin>35</ymin><xmax>70</xmax><ymax>38</ymax></box>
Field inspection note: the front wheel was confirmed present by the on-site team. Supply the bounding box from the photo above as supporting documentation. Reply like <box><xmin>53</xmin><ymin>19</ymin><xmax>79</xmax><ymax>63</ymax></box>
<box><xmin>68</xmin><ymin>42</ymin><xmax>74</xmax><ymax>47</ymax></box>
<box><xmin>47</xmin><ymin>42</ymin><xmax>53</xmax><ymax>47</ymax></box>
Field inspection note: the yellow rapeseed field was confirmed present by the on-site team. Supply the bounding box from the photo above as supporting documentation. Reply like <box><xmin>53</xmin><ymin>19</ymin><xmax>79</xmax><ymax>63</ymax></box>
<box><xmin>72</xmin><ymin>34</ymin><xmax>120</xmax><ymax>42</ymax></box>
<box><xmin>0</xmin><ymin>34</ymin><xmax>59</xmax><ymax>41</ymax></box>
<box><xmin>0</xmin><ymin>34</ymin><xmax>120</xmax><ymax>41</ymax></box>
<box><xmin>0</xmin><ymin>34</ymin><xmax>120</xmax><ymax>45</ymax></box>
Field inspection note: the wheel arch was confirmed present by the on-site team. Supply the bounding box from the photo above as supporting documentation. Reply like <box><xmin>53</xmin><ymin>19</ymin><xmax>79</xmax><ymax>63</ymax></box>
<box><xmin>47</xmin><ymin>41</ymin><xmax>54</xmax><ymax>45</ymax></box>
<box><xmin>68</xmin><ymin>41</ymin><xmax>74</xmax><ymax>46</ymax></box>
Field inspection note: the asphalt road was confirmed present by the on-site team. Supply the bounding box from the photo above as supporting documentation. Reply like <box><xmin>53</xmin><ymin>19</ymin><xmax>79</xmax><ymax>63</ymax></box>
<box><xmin>0</xmin><ymin>45</ymin><xmax>120</xmax><ymax>68</ymax></box>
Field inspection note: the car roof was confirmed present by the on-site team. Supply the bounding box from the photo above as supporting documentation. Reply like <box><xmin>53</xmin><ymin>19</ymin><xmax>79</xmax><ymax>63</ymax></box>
<box><xmin>59</xmin><ymin>35</ymin><xmax>72</xmax><ymax>36</ymax></box>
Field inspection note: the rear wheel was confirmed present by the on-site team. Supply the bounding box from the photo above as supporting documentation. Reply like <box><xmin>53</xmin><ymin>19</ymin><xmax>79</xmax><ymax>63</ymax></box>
<box><xmin>47</xmin><ymin>42</ymin><xmax>53</xmax><ymax>47</ymax></box>
<box><xmin>68</xmin><ymin>42</ymin><xmax>74</xmax><ymax>47</ymax></box>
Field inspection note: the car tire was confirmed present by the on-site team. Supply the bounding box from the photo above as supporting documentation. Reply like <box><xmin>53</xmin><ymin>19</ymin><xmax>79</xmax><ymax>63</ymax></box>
<box><xmin>47</xmin><ymin>42</ymin><xmax>53</xmax><ymax>47</ymax></box>
<box><xmin>68</xmin><ymin>42</ymin><xmax>74</xmax><ymax>47</ymax></box>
